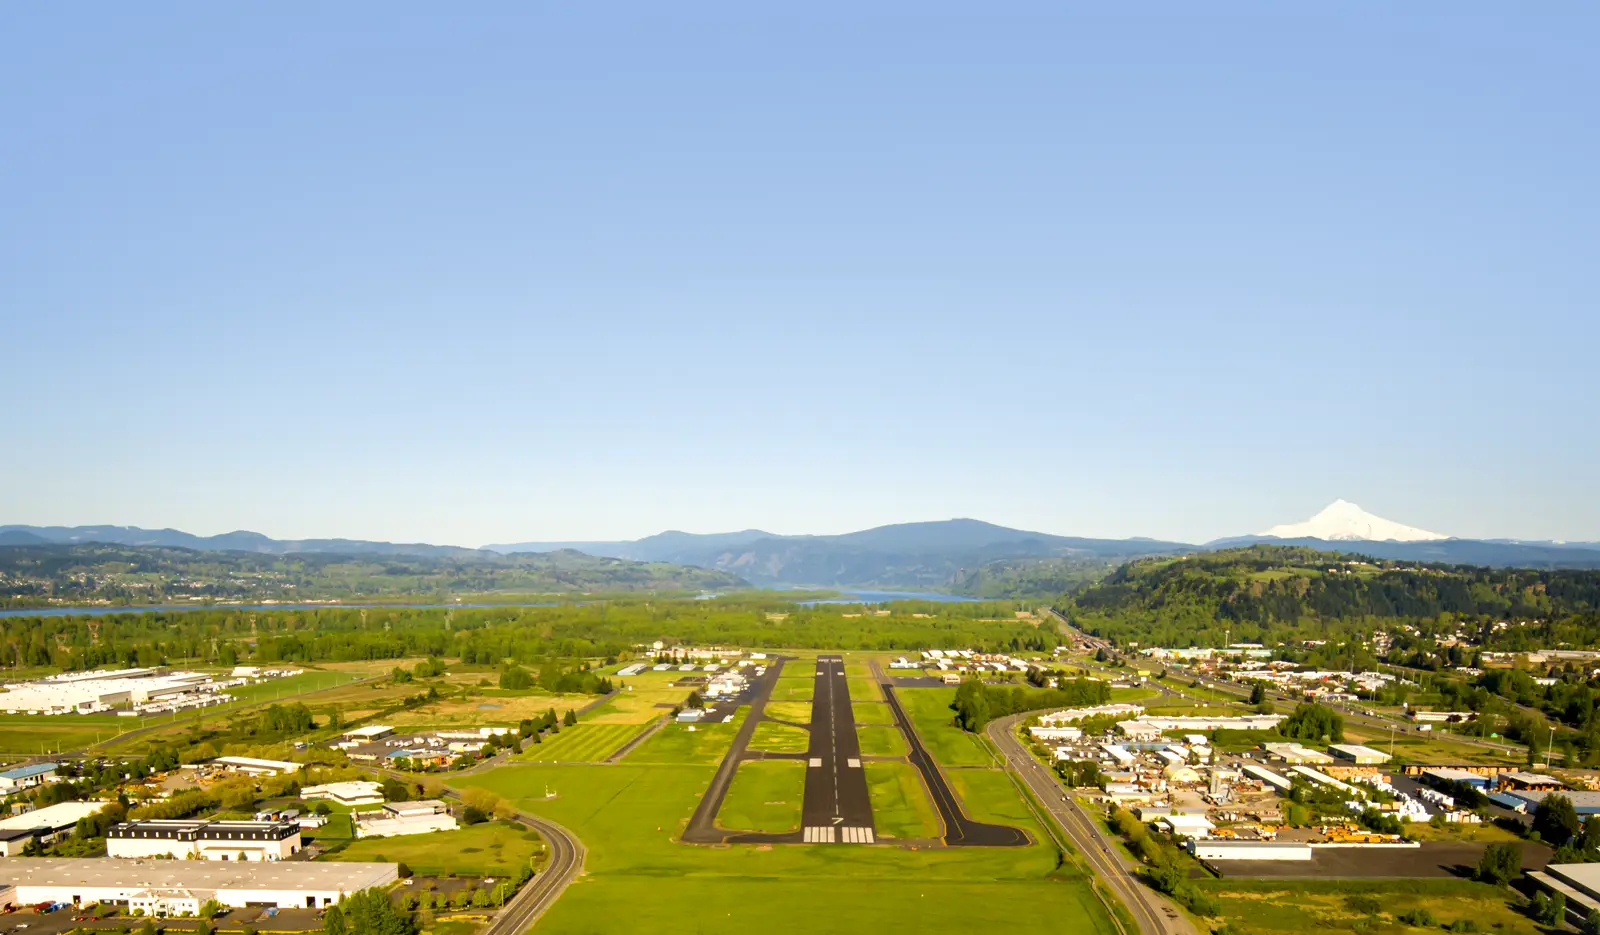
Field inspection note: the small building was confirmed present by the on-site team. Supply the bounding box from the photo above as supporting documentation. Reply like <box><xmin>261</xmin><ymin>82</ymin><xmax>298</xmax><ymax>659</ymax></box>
<box><xmin>211</xmin><ymin>756</ymin><xmax>301</xmax><ymax>777</ymax></box>
<box><xmin>0</xmin><ymin>801</ymin><xmax>107</xmax><ymax>855</ymax></box>
<box><xmin>676</xmin><ymin>709</ymin><xmax>705</xmax><ymax>723</ymax></box>
<box><xmin>301</xmin><ymin>781</ymin><xmax>384</xmax><ymax>807</ymax></box>
<box><xmin>341</xmin><ymin>725</ymin><xmax>394</xmax><ymax>742</ymax></box>
<box><xmin>1154</xmin><ymin>814</ymin><xmax>1215</xmax><ymax>839</ymax></box>
<box><xmin>0</xmin><ymin>856</ymin><xmax>396</xmax><ymax>911</ymax></box>
<box><xmin>1188</xmin><ymin>840</ymin><xmax>1313</xmax><ymax>861</ymax></box>
<box><xmin>353</xmin><ymin>800</ymin><xmax>457</xmax><ymax>839</ymax></box>
<box><xmin>1116</xmin><ymin>721</ymin><xmax>1163</xmax><ymax>741</ymax></box>
<box><xmin>107</xmin><ymin>819</ymin><xmax>302</xmax><ymax>861</ymax></box>
<box><xmin>1262</xmin><ymin>743</ymin><xmax>1333</xmax><ymax>765</ymax></box>
<box><xmin>0</xmin><ymin>763</ymin><xmax>59</xmax><ymax>792</ymax></box>
<box><xmin>1327</xmin><ymin>744</ymin><xmax>1391</xmax><ymax>765</ymax></box>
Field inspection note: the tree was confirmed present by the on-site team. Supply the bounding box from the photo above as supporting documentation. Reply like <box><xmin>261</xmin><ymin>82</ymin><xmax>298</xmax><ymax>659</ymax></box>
<box><xmin>1535</xmin><ymin>794</ymin><xmax>1582</xmax><ymax>848</ymax></box>
<box><xmin>339</xmin><ymin>889</ymin><xmax>418</xmax><ymax>935</ymax></box>
<box><xmin>380</xmin><ymin>778</ymin><xmax>411</xmax><ymax>803</ymax></box>
<box><xmin>499</xmin><ymin>666</ymin><xmax>532</xmax><ymax>691</ymax></box>
<box><xmin>685</xmin><ymin>691</ymin><xmax>704</xmax><ymax>711</ymax></box>
<box><xmin>1476</xmin><ymin>842</ymin><xmax>1521</xmax><ymax>885</ymax></box>
<box><xmin>1584</xmin><ymin>907</ymin><xmax>1600</xmax><ymax>935</ymax></box>
<box><xmin>322</xmin><ymin>905</ymin><xmax>347</xmax><ymax>935</ymax></box>
<box><xmin>1533</xmin><ymin>890</ymin><xmax>1566</xmax><ymax>926</ymax></box>
<box><xmin>1281</xmin><ymin>703</ymin><xmax>1345</xmax><ymax>743</ymax></box>
<box><xmin>563</xmin><ymin>708</ymin><xmax>578</xmax><ymax>727</ymax></box>
<box><xmin>1249</xmin><ymin>682</ymin><xmax>1266</xmax><ymax>706</ymax></box>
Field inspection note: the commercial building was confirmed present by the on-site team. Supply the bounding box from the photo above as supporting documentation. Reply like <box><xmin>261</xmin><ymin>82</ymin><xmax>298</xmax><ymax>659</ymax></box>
<box><xmin>0</xmin><ymin>670</ymin><xmax>230</xmax><ymax>716</ymax></box>
<box><xmin>352</xmin><ymin>800</ymin><xmax>456</xmax><ymax>838</ymax></box>
<box><xmin>0</xmin><ymin>857</ymin><xmax>396</xmax><ymax>913</ymax></box>
<box><xmin>1328</xmin><ymin>744</ymin><xmax>1391</xmax><ymax>765</ymax></box>
<box><xmin>341</xmin><ymin>726</ymin><xmax>393</xmax><ymax>742</ymax></box>
<box><xmin>1498</xmin><ymin>790</ymin><xmax>1600</xmax><ymax>816</ymax></box>
<box><xmin>1421</xmin><ymin>768</ymin><xmax>1492</xmax><ymax>790</ymax></box>
<box><xmin>1128</xmin><ymin>715</ymin><xmax>1285</xmax><ymax>732</ymax></box>
<box><xmin>0</xmin><ymin>802</ymin><xmax>108</xmax><ymax>856</ymax></box>
<box><xmin>301</xmin><ymin>781</ymin><xmax>384</xmax><ymax>807</ymax></box>
<box><xmin>0</xmin><ymin>763</ymin><xmax>58</xmax><ymax>792</ymax></box>
<box><xmin>1155</xmin><ymin>814</ymin><xmax>1215</xmax><ymax>839</ymax></box>
<box><xmin>1498</xmin><ymin>771</ymin><xmax>1566</xmax><ymax>791</ymax></box>
<box><xmin>1242</xmin><ymin>764</ymin><xmax>1292</xmax><ymax>794</ymax></box>
<box><xmin>1029</xmin><ymin>726</ymin><xmax>1082</xmax><ymax>742</ymax></box>
<box><xmin>1037</xmin><ymin>704</ymin><xmax>1145</xmax><ymax>726</ymax></box>
<box><xmin>1188</xmin><ymin>840</ymin><xmax>1313</xmax><ymax>861</ymax></box>
<box><xmin>106</xmin><ymin>819</ymin><xmax>302</xmax><ymax>861</ymax></box>
<box><xmin>211</xmin><ymin>756</ymin><xmax>301</xmax><ymax>777</ymax></box>
<box><xmin>1530</xmin><ymin>863</ymin><xmax>1600</xmax><ymax>921</ymax></box>
<box><xmin>1261</xmin><ymin>743</ymin><xmax>1332</xmax><ymax>765</ymax></box>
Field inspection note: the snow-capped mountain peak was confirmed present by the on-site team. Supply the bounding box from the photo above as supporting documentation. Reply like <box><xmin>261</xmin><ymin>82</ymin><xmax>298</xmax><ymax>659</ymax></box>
<box><xmin>1259</xmin><ymin>499</ymin><xmax>1447</xmax><ymax>542</ymax></box>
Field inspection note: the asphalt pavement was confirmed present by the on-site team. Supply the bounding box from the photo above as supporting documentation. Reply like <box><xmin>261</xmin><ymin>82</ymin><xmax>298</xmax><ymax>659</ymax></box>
<box><xmin>797</xmin><ymin>655</ymin><xmax>876</xmax><ymax>843</ymax></box>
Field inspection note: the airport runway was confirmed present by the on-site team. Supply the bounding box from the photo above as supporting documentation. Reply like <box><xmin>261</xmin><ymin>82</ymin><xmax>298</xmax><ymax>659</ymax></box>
<box><xmin>798</xmin><ymin>655</ymin><xmax>875</xmax><ymax>843</ymax></box>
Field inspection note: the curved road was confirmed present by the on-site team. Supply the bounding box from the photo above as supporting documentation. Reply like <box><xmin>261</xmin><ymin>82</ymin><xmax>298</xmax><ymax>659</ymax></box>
<box><xmin>986</xmin><ymin>713</ymin><xmax>1191</xmax><ymax>935</ymax></box>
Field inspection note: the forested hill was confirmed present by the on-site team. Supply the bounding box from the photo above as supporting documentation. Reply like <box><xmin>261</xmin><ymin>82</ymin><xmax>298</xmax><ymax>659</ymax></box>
<box><xmin>0</xmin><ymin>544</ymin><xmax>747</xmax><ymax>607</ymax></box>
<box><xmin>1066</xmin><ymin>545</ymin><xmax>1600</xmax><ymax>637</ymax></box>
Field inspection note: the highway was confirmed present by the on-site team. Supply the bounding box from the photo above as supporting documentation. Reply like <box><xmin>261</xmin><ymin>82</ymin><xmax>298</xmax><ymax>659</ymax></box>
<box><xmin>986</xmin><ymin>712</ymin><xmax>1192</xmax><ymax>935</ymax></box>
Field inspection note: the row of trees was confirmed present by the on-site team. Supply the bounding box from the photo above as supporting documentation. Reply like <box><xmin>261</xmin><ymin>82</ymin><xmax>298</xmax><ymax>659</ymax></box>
<box><xmin>950</xmin><ymin>676</ymin><xmax>1111</xmax><ymax>732</ymax></box>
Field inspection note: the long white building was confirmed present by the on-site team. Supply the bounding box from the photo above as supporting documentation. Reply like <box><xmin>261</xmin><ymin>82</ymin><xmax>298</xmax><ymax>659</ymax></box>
<box><xmin>0</xmin><ymin>857</ymin><xmax>396</xmax><ymax>914</ymax></box>
<box><xmin>106</xmin><ymin>819</ymin><xmax>302</xmax><ymax>861</ymax></box>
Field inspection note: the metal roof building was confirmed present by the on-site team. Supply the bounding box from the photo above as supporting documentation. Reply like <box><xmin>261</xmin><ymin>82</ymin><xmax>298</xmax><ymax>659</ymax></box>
<box><xmin>0</xmin><ymin>857</ymin><xmax>396</xmax><ymax>912</ymax></box>
<box><xmin>1328</xmin><ymin>744</ymin><xmax>1391</xmax><ymax>765</ymax></box>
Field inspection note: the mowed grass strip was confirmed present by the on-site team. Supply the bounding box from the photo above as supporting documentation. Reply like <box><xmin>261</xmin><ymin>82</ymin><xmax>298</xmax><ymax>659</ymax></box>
<box><xmin>847</xmin><ymin>678</ymin><xmax>882</xmax><ymax>703</ymax></box>
<box><xmin>520</xmin><ymin>723</ymin><xmax>645</xmax><ymax>762</ymax></box>
<box><xmin>748</xmin><ymin>720</ymin><xmax>810</xmax><ymax>753</ymax></box>
<box><xmin>762</xmin><ymin>701</ymin><xmax>813</xmax><ymax>722</ymax></box>
<box><xmin>781</xmin><ymin>658</ymin><xmax>817</xmax><ymax>679</ymax></box>
<box><xmin>625</xmin><ymin>711</ymin><xmax>747</xmax><ymax>765</ymax></box>
<box><xmin>850</xmin><ymin>701</ymin><xmax>896</xmax><ymax>725</ymax></box>
<box><xmin>896</xmin><ymin>688</ymin><xmax>993</xmax><ymax>767</ymax></box>
<box><xmin>771</xmin><ymin>677</ymin><xmax>815</xmax><ymax>702</ymax></box>
<box><xmin>856</xmin><ymin>725</ymin><xmax>908</xmax><ymax>757</ymax></box>
<box><xmin>716</xmin><ymin>760</ymin><xmax>805</xmax><ymax>833</ymax></box>
<box><xmin>865</xmin><ymin>761</ymin><xmax>941</xmax><ymax>841</ymax></box>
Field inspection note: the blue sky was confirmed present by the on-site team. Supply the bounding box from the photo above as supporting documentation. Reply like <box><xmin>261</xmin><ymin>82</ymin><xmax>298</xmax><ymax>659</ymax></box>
<box><xmin>2</xmin><ymin>4</ymin><xmax>1596</xmax><ymax>546</ymax></box>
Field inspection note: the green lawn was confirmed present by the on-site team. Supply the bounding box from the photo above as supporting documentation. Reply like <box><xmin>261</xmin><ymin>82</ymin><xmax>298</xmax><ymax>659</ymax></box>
<box><xmin>305</xmin><ymin>812</ymin><xmax>355</xmax><ymax>842</ymax></box>
<box><xmin>781</xmin><ymin>659</ymin><xmax>817</xmax><ymax>679</ymax></box>
<box><xmin>763</xmin><ymin>701</ymin><xmax>813</xmax><ymax>722</ymax></box>
<box><xmin>459</xmin><ymin>762</ymin><xmax>1117</xmax><ymax>935</ymax></box>
<box><xmin>326</xmin><ymin>820</ymin><xmax>543</xmax><ymax>877</ymax></box>
<box><xmin>717</xmin><ymin>760</ymin><xmax>805</xmax><ymax>833</ymax></box>
<box><xmin>623</xmin><ymin>710</ymin><xmax>747</xmax><ymax>765</ymax></box>
<box><xmin>896</xmin><ymin>688</ymin><xmax>993</xmax><ymax>767</ymax></box>
<box><xmin>748</xmin><ymin>720</ymin><xmax>811</xmax><ymax>753</ymax></box>
<box><xmin>864</xmin><ymin>761</ymin><xmax>941</xmax><ymax>841</ymax></box>
<box><xmin>771</xmin><ymin>678</ymin><xmax>815</xmax><ymax>702</ymax></box>
<box><xmin>517</xmin><ymin>723</ymin><xmax>646</xmax><ymax>762</ymax></box>
<box><xmin>847</xmin><ymin>678</ymin><xmax>882</xmax><ymax>703</ymax></box>
<box><xmin>850</xmin><ymin>701</ymin><xmax>896</xmax><ymax>725</ymax></box>
<box><xmin>856</xmin><ymin>724</ymin><xmax>908</xmax><ymax>757</ymax></box>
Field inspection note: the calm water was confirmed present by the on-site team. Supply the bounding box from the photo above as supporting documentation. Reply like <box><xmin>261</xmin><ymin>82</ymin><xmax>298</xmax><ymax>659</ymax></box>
<box><xmin>0</xmin><ymin>588</ymin><xmax>976</xmax><ymax>618</ymax></box>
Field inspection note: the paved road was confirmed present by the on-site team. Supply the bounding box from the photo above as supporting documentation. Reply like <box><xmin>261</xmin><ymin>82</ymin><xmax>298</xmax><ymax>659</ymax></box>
<box><xmin>986</xmin><ymin>712</ymin><xmax>1191</xmax><ymax>935</ymax></box>
<box><xmin>798</xmin><ymin>655</ymin><xmax>875</xmax><ymax>843</ymax></box>
<box><xmin>872</xmin><ymin>660</ymin><xmax>1029</xmax><ymax>847</ymax></box>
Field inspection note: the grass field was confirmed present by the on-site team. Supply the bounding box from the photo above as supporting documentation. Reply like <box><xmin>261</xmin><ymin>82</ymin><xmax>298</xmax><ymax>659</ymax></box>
<box><xmin>460</xmin><ymin>761</ymin><xmax>1118</xmax><ymax>935</ymax></box>
<box><xmin>762</xmin><ymin>701</ymin><xmax>813</xmax><ymax>722</ymax></box>
<box><xmin>518</xmin><ymin>723</ymin><xmax>646</xmax><ymax>762</ymax></box>
<box><xmin>771</xmin><ymin>678</ymin><xmax>815</xmax><ymax>702</ymax></box>
<box><xmin>782</xmin><ymin>658</ymin><xmax>816</xmax><ymax>679</ymax></box>
<box><xmin>847</xmin><ymin>678</ymin><xmax>882</xmax><ymax>703</ymax></box>
<box><xmin>850</xmin><ymin>701</ymin><xmax>895</xmax><ymax>725</ymax></box>
<box><xmin>1195</xmin><ymin>878</ymin><xmax>1539</xmax><ymax>935</ymax></box>
<box><xmin>896</xmin><ymin>688</ymin><xmax>993</xmax><ymax>767</ymax></box>
<box><xmin>864</xmin><ymin>761</ymin><xmax>941</xmax><ymax>841</ymax></box>
<box><xmin>717</xmin><ymin>760</ymin><xmax>805</xmax><ymax>833</ymax></box>
<box><xmin>623</xmin><ymin>711</ymin><xmax>747</xmax><ymax>765</ymax></box>
<box><xmin>748</xmin><ymin>720</ymin><xmax>811</xmax><ymax>753</ymax></box>
<box><xmin>856</xmin><ymin>725</ymin><xmax>908</xmax><ymax>757</ymax></box>
<box><xmin>326</xmin><ymin>820</ymin><xmax>544</xmax><ymax>877</ymax></box>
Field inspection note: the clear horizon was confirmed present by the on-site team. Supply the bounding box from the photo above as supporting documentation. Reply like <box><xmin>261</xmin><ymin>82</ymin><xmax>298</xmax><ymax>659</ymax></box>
<box><xmin>3</xmin><ymin>5</ymin><xmax>1596</xmax><ymax>545</ymax></box>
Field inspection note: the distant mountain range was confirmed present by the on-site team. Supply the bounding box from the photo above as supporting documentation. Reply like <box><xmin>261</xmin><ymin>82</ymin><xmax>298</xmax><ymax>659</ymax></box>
<box><xmin>6</xmin><ymin>503</ymin><xmax>1600</xmax><ymax>594</ymax></box>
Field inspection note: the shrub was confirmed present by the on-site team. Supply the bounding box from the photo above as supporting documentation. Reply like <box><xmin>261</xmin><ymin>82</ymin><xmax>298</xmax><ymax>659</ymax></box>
<box><xmin>1397</xmin><ymin>907</ymin><xmax>1436</xmax><ymax>926</ymax></box>
<box><xmin>1345</xmin><ymin>895</ymin><xmax>1382</xmax><ymax>915</ymax></box>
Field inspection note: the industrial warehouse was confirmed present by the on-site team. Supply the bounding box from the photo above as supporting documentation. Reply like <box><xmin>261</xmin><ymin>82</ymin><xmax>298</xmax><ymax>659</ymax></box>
<box><xmin>0</xmin><ymin>858</ymin><xmax>397</xmax><ymax>914</ymax></box>
<box><xmin>106</xmin><ymin>819</ymin><xmax>303</xmax><ymax>861</ymax></box>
